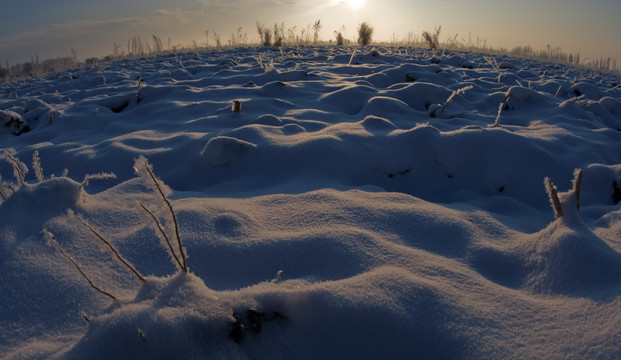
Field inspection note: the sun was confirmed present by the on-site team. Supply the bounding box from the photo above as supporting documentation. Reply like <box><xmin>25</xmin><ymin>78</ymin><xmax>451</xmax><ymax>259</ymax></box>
<box><xmin>346</xmin><ymin>0</ymin><xmax>366</xmax><ymax>9</ymax></box>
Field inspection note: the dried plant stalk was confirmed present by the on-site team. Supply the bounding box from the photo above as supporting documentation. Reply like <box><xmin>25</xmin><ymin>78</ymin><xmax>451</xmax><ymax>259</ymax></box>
<box><xmin>545</xmin><ymin>177</ymin><xmax>563</xmax><ymax>218</ymax></box>
<box><xmin>45</xmin><ymin>231</ymin><xmax>117</xmax><ymax>300</ymax></box>
<box><xmin>74</xmin><ymin>213</ymin><xmax>146</xmax><ymax>282</ymax></box>
<box><xmin>142</xmin><ymin>160</ymin><xmax>188</xmax><ymax>272</ymax></box>
<box><xmin>139</xmin><ymin>202</ymin><xmax>183</xmax><ymax>270</ymax></box>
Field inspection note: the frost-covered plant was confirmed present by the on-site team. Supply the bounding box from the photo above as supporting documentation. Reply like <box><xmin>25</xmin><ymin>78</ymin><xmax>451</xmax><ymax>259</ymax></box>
<box><xmin>253</xmin><ymin>55</ymin><xmax>274</xmax><ymax>73</ymax></box>
<box><xmin>32</xmin><ymin>150</ymin><xmax>44</xmax><ymax>183</ymax></box>
<box><xmin>134</xmin><ymin>156</ymin><xmax>188</xmax><ymax>272</ymax></box>
<box><xmin>44</xmin><ymin>230</ymin><xmax>118</xmax><ymax>300</ymax></box>
<box><xmin>79</xmin><ymin>172</ymin><xmax>116</xmax><ymax>193</ymax></box>
<box><xmin>312</xmin><ymin>20</ymin><xmax>322</xmax><ymax>45</ymax></box>
<box><xmin>484</xmin><ymin>56</ymin><xmax>500</xmax><ymax>70</ymax></box>
<box><xmin>334</xmin><ymin>31</ymin><xmax>345</xmax><ymax>46</ymax></box>
<box><xmin>0</xmin><ymin>151</ymin><xmax>27</xmax><ymax>202</ymax></box>
<box><xmin>490</xmin><ymin>102</ymin><xmax>504</xmax><ymax>127</ymax></box>
<box><xmin>544</xmin><ymin>169</ymin><xmax>583</xmax><ymax>218</ymax></box>
<box><xmin>3</xmin><ymin>150</ymin><xmax>27</xmax><ymax>185</ymax></box>
<box><xmin>256</xmin><ymin>22</ymin><xmax>272</xmax><ymax>47</ymax></box>
<box><xmin>429</xmin><ymin>85</ymin><xmax>473</xmax><ymax>117</ymax></box>
<box><xmin>273</xmin><ymin>23</ymin><xmax>285</xmax><ymax>47</ymax></box>
<box><xmin>73</xmin><ymin>210</ymin><xmax>146</xmax><ymax>282</ymax></box>
<box><xmin>0</xmin><ymin>174</ymin><xmax>8</xmax><ymax>201</ymax></box>
<box><xmin>357</xmin><ymin>22</ymin><xmax>373</xmax><ymax>46</ymax></box>
<box><xmin>422</xmin><ymin>26</ymin><xmax>441</xmax><ymax>49</ymax></box>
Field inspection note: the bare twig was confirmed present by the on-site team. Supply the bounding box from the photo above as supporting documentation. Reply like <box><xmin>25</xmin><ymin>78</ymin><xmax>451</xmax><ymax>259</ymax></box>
<box><xmin>143</xmin><ymin>164</ymin><xmax>188</xmax><ymax>272</ymax></box>
<box><xmin>79</xmin><ymin>172</ymin><xmax>116</xmax><ymax>192</ymax></box>
<box><xmin>0</xmin><ymin>174</ymin><xmax>6</xmax><ymax>201</ymax></box>
<box><xmin>46</xmin><ymin>232</ymin><xmax>117</xmax><ymax>300</ymax></box>
<box><xmin>74</xmin><ymin>213</ymin><xmax>146</xmax><ymax>282</ymax></box>
<box><xmin>573</xmin><ymin>169</ymin><xmax>583</xmax><ymax>210</ymax></box>
<box><xmin>32</xmin><ymin>150</ymin><xmax>44</xmax><ymax>183</ymax></box>
<box><xmin>491</xmin><ymin>102</ymin><xmax>504</xmax><ymax>127</ymax></box>
<box><xmin>139</xmin><ymin>202</ymin><xmax>183</xmax><ymax>270</ymax></box>
<box><xmin>4</xmin><ymin>151</ymin><xmax>25</xmax><ymax>185</ymax></box>
<box><xmin>545</xmin><ymin>177</ymin><xmax>563</xmax><ymax>218</ymax></box>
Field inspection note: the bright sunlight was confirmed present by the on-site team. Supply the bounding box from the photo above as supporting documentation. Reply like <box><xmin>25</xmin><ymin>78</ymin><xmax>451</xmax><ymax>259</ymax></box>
<box><xmin>334</xmin><ymin>0</ymin><xmax>365</xmax><ymax>9</ymax></box>
<box><xmin>347</xmin><ymin>0</ymin><xmax>365</xmax><ymax>9</ymax></box>
<box><xmin>347</xmin><ymin>0</ymin><xmax>366</xmax><ymax>9</ymax></box>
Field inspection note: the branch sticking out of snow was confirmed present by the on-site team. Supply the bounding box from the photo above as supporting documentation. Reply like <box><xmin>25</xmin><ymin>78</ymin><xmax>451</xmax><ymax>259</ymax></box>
<box><xmin>544</xmin><ymin>169</ymin><xmax>584</xmax><ymax>219</ymax></box>
<box><xmin>430</xmin><ymin>85</ymin><xmax>473</xmax><ymax>117</ymax></box>
<box><xmin>139</xmin><ymin>202</ymin><xmax>184</xmax><ymax>271</ymax></box>
<box><xmin>572</xmin><ymin>168</ymin><xmax>583</xmax><ymax>210</ymax></box>
<box><xmin>0</xmin><ymin>174</ymin><xmax>8</xmax><ymax>201</ymax></box>
<box><xmin>79</xmin><ymin>172</ymin><xmax>117</xmax><ymax>192</ymax></box>
<box><xmin>134</xmin><ymin>156</ymin><xmax>188</xmax><ymax>272</ymax></box>
<box><xmin>3</xmin><ymin>150</ymin><xmax>27</xmax><ymax>185</ymax></box>
<box><xmin>73</xmin><ymin>211</ymin><xmax>146</xmax><ymax>283</ymax></box>
<box><xmin>32</xmin><ymin>150</ymin><xmax>44</xmax><ymax>183</ymax></box>
<box><xmin>43</xmin><ymin>230</ymin><xmax>118</xmax><ymax>301</ymax></box>
<box><xmin>490</xmin><ymin>102</ymin><xmax>504</xmax><ymax>127</ymax></box>
<box><xmin>545</xmin><ymin>177</ymin><xmax>563</xmax><ymax>218</ymax></box>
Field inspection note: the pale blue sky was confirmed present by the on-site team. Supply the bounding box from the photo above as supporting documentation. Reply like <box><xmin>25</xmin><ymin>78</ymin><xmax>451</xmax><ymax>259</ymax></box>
<box><xmin>1</xmin><ymin>0</ymin><xmax>619</xmax><ymax>66</ymax></box>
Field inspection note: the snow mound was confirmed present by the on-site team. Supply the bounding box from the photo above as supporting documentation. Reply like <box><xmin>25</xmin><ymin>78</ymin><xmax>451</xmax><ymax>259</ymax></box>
<box><xmin>1</xmin><ymin>109</ymin><xmax>29</xmax><ymax>135</ymax></box>
<box><xmin>201</xmin><ymin>136</ymin><xmax>257</xmax><ymax>167</ymax></box>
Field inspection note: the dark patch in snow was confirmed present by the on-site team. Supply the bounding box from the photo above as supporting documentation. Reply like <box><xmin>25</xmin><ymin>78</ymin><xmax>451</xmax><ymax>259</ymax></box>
<box><xmin>229</xmin><ymin>308</ymin><xmax>288</xmax><ymax>344</ymax></box>
<box><xmin>387</xmin><ymin>168</ymin><xmax>411</xmax><ymax>179</ymax></box>
<box><xmin>613</xmin><ymin>181</ymin><xmax>621</xmax><ymax>204</ymax></box>
<box><xmin>110</xmin><ymin>100</ymin><xmax>129</xmax><ymax>113</ymax></box>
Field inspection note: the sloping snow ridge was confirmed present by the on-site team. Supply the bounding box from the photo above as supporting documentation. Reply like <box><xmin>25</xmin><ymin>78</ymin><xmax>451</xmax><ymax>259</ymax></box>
<box><xmin>1</xmin><ymin>46</ymin><xmax>621</xmax><ymax>359</ymax></box>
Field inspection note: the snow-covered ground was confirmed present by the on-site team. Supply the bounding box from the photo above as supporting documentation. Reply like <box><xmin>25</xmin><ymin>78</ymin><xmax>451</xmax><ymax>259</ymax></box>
<box><xmin>1</xmin><ymin>46</ymin><xmax>621</xmax><ymax>359</ymax></box>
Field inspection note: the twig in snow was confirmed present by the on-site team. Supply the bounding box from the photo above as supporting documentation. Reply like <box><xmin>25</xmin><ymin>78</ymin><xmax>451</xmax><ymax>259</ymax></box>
<box><xmin>572</xmin><ymin>168</ymin><xmax>583</xmax><ymax>210</ymax></box>
<box><xmin>44</xmin><ymin>230</ymin><xmax>117</xmax><ymax>300</ymax></box>
<box><xmin>348</xmin><ymin>48</ymin><xmax>357</xmax><ymax>66</ymax></box>
<box><xmin>139</xmin><ymin>202</ymin><xmax>184</xmax><ymax>271</ymax></box>
<box><xmin>135</xmin><ymin>156</ymin><xmax>188</xmax><ymax>272</ymax></box>
<box><xmin>79</xmin><ymin>172</ymin><xmax>117</xmax><ymax>193</ymax></box>
<box><xmin>545</xmin><ymin>178</ymin><xmax>563</xmax><ymax>218</ymax></box>
<box><xmin>32</xmin><ymin>150</ymin><xmax>44</xmax><ymax>183</ymax></box>
<box><xmin>490</xmin><ymin>102</ymin><xmax>504</xmax><ymax>127</ymax></box>
<box><xmin>3</xmin><ymin>151</ymin><xmax>27</xmax><ymax>185</ymax></box>
<box><xmin>73</xmin><ymin>212</ymin><xmax>146</xmax><ymax>282</ymax></box>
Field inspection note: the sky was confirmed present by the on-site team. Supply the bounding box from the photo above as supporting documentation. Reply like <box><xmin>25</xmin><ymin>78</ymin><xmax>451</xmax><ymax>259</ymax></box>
<box><xmin>1</xmin><ymin>0</ymin><xmax>620</xmax><ymax>67</ymax></box>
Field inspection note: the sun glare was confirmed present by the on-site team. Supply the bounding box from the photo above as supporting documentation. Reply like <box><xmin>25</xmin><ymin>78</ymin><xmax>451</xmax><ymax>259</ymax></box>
<box><xmin>347</xmin><ymin>0</ymin><xmax>366</xmax><ymax>9</ymax></box>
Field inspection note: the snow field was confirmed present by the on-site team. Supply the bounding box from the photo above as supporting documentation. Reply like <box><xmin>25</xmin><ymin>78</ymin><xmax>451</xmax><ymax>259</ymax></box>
<box><xmin>1</xmin><ymin>46</ymin><xmax>621</xmax><ymax>359</ymax></box>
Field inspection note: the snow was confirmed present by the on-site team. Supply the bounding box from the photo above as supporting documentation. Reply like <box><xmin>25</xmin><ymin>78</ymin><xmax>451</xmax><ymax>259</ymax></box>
<box><xmin>1</xmin><ymin>46</ymin><xmax>621</xmax><ymax>359</ymax></box>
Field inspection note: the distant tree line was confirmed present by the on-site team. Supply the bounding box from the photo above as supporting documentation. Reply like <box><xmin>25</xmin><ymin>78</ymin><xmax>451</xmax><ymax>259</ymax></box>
<box><xmin>1</xmin><ymin>55</ymin><xmax>79</xmax><ymax>83</ymax></box>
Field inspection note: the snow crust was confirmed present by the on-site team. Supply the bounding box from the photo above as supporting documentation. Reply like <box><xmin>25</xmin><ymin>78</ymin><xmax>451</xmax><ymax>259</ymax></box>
<box><xmin>1</xmin><ymin>46</ymin><xmax>621</xmax><ymax>359</ymax></box>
